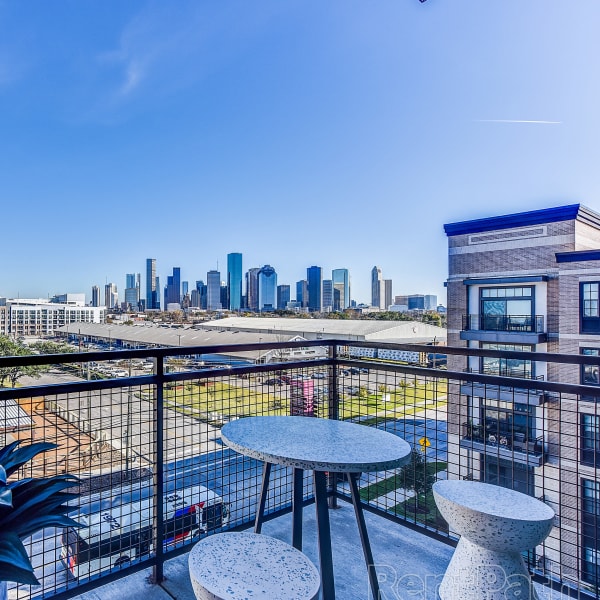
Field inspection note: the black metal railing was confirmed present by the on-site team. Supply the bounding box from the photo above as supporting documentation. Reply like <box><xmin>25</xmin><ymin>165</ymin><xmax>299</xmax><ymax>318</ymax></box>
<box><xmin>0</xmin><ymin>340</ymin><xmax>599</xmax><ymax>600</ymax></box>
<box><xmin>463</xmin><ymin>314</ymin><xmax>545</xmax><ymax>333</ymax></box>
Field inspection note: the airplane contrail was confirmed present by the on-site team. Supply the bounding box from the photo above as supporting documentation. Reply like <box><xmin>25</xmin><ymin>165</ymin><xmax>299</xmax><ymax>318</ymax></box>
<box><xmin>475</xmin><ymin>119</ymin><xmax>562</xmax><ymax>124</ymax></box>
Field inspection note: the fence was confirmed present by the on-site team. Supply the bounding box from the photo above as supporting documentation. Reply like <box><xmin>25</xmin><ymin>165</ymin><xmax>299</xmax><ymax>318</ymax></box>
<box><xmin>0</xmin><ymin>339</ymin><xmax>599</xmax><ymax>599</ymax></box>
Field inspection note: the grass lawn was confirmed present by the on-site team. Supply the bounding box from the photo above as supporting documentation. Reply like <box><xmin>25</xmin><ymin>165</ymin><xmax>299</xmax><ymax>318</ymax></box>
<box><xmin>338</xmin><ymin>380</ymin><xmax>447</xmax><ymax>421</ymax></box>
<box><xmin>391</xmin><ymin>490</ymin><xmax>448</xmax><ymax>531</ymax></box>
<box><xmin>160</xmin><ymin>377</ymin><xmax>448</xmax><ymax>424</ymax></box>
<box><xmin>163</xmin><ymin>381</ymin><xmax>289</xmax><ymax>420</ymax></box>
<box><xmin>359</xmin><ymin>461</ymin><xmax>447</xmax><ymax>502</ymax></box>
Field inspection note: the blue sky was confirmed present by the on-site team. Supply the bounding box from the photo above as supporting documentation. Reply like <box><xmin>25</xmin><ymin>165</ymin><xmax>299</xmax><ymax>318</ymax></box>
<box><xmin>1</xmin><ymin>1</ymin><xmax>599</xmax><ymax>305</ymax></box>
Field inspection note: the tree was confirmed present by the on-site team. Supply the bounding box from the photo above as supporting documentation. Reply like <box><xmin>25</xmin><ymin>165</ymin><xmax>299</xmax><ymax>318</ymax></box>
<box><xmin>400</xmin><ymin>449</ymin><xmax>436</xmax><ymax>507</ymax></box>
<box><xmin>30</xmin><ymin>340</ymin><xmax>75</xmax><ymax>356</ymax></box>
<box><xmin>0</xmin><ymin>337</ymin><xmax>46</xmax><ymax>388</ymax></box>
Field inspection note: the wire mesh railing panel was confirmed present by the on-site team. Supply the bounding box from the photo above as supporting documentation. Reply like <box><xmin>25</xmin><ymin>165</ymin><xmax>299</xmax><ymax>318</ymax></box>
<box><xmin>2</xmin><ymin>341</ymin><xmax>600</xmax><ymax>599</ymax></box>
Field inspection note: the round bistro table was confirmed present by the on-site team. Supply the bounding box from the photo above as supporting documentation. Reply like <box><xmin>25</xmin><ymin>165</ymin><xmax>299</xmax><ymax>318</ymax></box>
<box><xmin>221</xmin><ymin>416</ymin><xmax>412</xmax><ymax>600</ymax></box>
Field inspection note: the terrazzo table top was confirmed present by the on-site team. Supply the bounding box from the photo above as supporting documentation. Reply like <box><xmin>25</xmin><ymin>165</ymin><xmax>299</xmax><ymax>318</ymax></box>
<box><xmin>220</xmin><ymin>416</ymin><xmax>411</xmax><ymax>472</ymax></box>
<box><xmin>189</xmin><ymin>532</ymin><xmax>320</xmax><ymax>600</ymax></box>
<box><xmin>433</xmin><ymin>480</ymin><xmax>555</xmax><ymax>522</ymax></box>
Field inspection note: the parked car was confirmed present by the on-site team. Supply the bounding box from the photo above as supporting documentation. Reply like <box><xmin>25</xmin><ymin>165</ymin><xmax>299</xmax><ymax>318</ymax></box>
<box><xmin>348</xmin><ymin>367</ymin><xmax>361</xmax><ymax>375</ymax></box>
<box><xmin>312</xmin><ymin>372</ymin><xmax>327</xmax><ymax>379</ymax></box>
<box><xmin>264</xmin><ymin>378</ymin><xmax>283</xmax><ymax>386</ymax></box>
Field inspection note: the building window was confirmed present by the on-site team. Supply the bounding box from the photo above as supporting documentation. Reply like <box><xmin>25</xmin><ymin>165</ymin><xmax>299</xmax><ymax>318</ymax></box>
<box><xmin>480</xmin><ymin>286</ymin><xmax>534</xmax><ymax>332</ymax></box>
<box><xmin>582</xmin><ymin>479</ymin><xmax>600</xmax><ymax>585</ymax></box>
<box><xmin>581</xmin><ymin>283</ymin><xmax>600</xmax><ymax>333</ymax></box>
<box><xmin>581</xmin><ymin>348</ymin><xmax>600</xmax><ymax>401</ymax></box>
<box><xmin>480</xmin><ymin>400</ymin><xmax>535</xmax><ymax>446</ymax></box>
<box><xmin>481</xmin><ymin>342</ymin><xmax>533</xmax><ymax>379</ymax></box>
<box><xmin>582</xmin><ymin>414</ymin><xmax>600</xmax><ymax>466</ymax></box>
<box><xmin>483</xmin><ymin>457</ymin><xmax>534</xmax><ymax>497</ymax></box>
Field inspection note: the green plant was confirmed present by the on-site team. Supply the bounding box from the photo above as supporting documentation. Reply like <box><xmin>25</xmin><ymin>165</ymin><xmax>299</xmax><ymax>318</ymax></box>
<box><xmin>399</xmin><ymin>448</ymin><xmax>436</xmax><ymax>505</ymax></box>
<box><xmin>0</xmin><ymin>441</ymin><xmax>80</xmax><ymax>585</ymax></box>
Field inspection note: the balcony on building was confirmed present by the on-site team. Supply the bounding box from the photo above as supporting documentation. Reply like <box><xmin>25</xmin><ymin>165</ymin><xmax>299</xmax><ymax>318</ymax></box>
<box><xmin>459</xmin><ymin>421</ymin><xmax>546</xmax><ymax>467</ymax></box>
<box><xmin>461</xmin><ymin>313</ymin><xmax>546</xmax><ymax>343</ymax></box>
<box><xmin>460</xmin><ymin>366</ymin><xmax>547</xmax><ymax>406</ymax></box>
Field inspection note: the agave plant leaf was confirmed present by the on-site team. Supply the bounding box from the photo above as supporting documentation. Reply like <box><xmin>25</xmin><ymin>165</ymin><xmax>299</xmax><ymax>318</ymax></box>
<box><xmin>8</xmin><ymin>476</ymin><xmax>79</xmax><ymax>512</ymax></box>
<box><xmin>0</xmin><ymin>442</ymin><xmax>58</xmax><ymax>477</ymax></box>
<box><xmin>0</xmin><ymin>532</ymin><xmax>39</xmax><ymax>585</ymax></box>
<box><xmin>0</xmin><ymin>465</ymin><xmax>6</xmax><ymax>486</ymax></box>
<box><xmin>3</xmin><ymin>480</ymin><xmax>80</xmax><ymax>529</ymax></box>
<box><xmin>0</xmin><ymin>442</ymin><xmax>21</xmax><ymax>466</ymax></box>
<box><xmin>6</xmin><ymin>494</ymin><xmax>80</xmax><ymax>526</ymax></box>
<box><xmin>11</xmin><ymin>514</ymin><xmax>82</xmax><ymax>540</ymax></box>
<box><xmin>0</xmin><ymin>487</ymin><xmax>11</xmax><ymax>509</ymax></box>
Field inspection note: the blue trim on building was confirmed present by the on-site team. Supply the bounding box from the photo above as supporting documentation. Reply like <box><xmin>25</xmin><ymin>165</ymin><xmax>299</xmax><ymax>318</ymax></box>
<box><xmin>463</xmin><ymin>276</ymin><xmax>548</xmax><ymax>285</ymax></box>
<box><xmin>556</xmin><ymin>250</ymin><xmax>600</xmax><ymax>263</ymax></box>
<box><xmin>444</xmin><ymin>204</ymin><xmax>581</xmax><ymax>236</ymax></box>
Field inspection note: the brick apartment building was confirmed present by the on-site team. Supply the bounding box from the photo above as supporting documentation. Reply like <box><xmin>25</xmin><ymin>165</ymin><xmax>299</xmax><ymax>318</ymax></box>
<box><xmin>445</xmin><ymin>203</ymin><xmax>600</xmax><ymax>589</ymax></box>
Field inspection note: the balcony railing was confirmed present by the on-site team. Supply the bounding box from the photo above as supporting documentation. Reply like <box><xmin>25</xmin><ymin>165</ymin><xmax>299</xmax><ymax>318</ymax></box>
<box><xmin>0</xmin><ymin>340</ymin><xmax>599</xmax><ymax>600</ymax></box>
<box><xmin>463</xmin><ymin>314</ymin><xmax>545</xmax><ymax>333</ymax></box>
<box><xmin>460</xmin><ymin>422</ymin><xmax>545</xmax><ymax>467</ymax></box>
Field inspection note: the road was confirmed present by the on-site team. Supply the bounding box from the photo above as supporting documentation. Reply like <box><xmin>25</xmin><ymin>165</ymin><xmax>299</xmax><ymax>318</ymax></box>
<box><xmin>22</xmin><ymin>447</ymin><xmax>312</xmax><ymax>598</ymax></box>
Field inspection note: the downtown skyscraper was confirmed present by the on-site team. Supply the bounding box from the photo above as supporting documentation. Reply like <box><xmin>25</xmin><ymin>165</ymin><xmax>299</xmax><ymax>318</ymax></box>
<box><xmin>332</xmin><ymin>268</ymin><xmax>350</xmax><ymax>310</ymax></box>
<box><xmin>257</xmin><ymin>265</ymin><xmax>277</xmax><ymax>311</ymax></box>
<box><xmin>307</xmin><ymin>266</ymin><xmax>322</xmax><ymax>312</ymax></box>
<box><xmin>146</xmin><ymin>258</ymin><xmax>160</xmax><ymax>310</ymax></box>
<box><xmin>164</xmin><ymin>267</ymin><xmax>181</xmax><ymax>309</ymax></box>
<box><xmin>227</xmin><ymin>252</ymin><xmax>242</xmax><ymax>311</ymax></box>
<box><xmin>207</xmin><ymin>270</ymin><xmax>222</xmax><ymax>311</ymax></box>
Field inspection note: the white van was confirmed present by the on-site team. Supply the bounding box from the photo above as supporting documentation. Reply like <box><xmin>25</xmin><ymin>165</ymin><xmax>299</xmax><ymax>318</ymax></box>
<box><xmin>61</xmin><ymin>482</ymin><xmax>228</xmax><ymax>580</ymax></box>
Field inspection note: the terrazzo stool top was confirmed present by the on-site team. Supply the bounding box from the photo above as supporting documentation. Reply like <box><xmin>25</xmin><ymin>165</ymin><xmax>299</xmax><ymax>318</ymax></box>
<box><xmin>433</xmin><ymin>480</ymin><xmax>555</xmax><ymax>552</ymax></box>
<box><xmin>221</xmin><ymin>416</ymin><xmax>411</xmax><ymax>473</ymax></box>
<box><xmin>188</xmin><ymin>532</ymin><xmax>320</xmax><ymax>600</ymax></box>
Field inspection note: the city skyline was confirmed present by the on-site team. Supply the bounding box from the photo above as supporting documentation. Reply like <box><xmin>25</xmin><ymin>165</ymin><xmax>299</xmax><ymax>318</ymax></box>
<box><xmin>1</xmin><ymin>3</ymin><xmax>599</xmax><ymax>302</ymax></box>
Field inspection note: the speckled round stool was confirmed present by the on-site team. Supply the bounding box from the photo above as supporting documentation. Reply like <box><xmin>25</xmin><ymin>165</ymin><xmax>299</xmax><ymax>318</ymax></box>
<box><xmin>433</xmin><ymin>480</ymin><xmax>554</xmax><ymax>600</ymax></box>
<box><xmin>188</xmin><ymin>532</ymin><xmax>320</xmax><ymax>600</ymax></box>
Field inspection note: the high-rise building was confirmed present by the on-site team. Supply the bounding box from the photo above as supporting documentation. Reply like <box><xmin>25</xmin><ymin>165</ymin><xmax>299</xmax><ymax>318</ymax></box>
<box><xmin>424</xmin><ymin>295</ymin><xmax>438</xmax><ymax>310</ymax></box>
<box><xmin>307</xmin><ymin>266</ymin><xmax>322</xmax><ymax>312</ymax></box>
<box><xmin>322</xmin><ymin>279</ymin><xmax>333</xmax><ymax>312</ymax></box>
<box><xmin>383</xmin><ymin>279</ymin><xmax>393</xmax><ymax>310</ymax></box>
<box><xmin>207</xmin><ymin>270</ymin><xmax>222</xmax><ymax>311</ymax></box>
<box><xmin>371</xmin><ymin>266</ymin><xmax>382</xmax><ymax>309</ymax></box>
<box><xmin>182</xmin><ymin>281</ymin><xmax>189</xmax><ymax>297</ymax></box>
<box><xmin>220</xmin><ymin>282</ymin><xmax>228</xmax><ymax>310</ymax></box>
<box><xmin>258</xmin><ymin>265</ymin><xmax>277</xmax><ymax>312</ymax></box>
<box><xmin>192</xmin><ymin>280</ymin><xmax>207</xmax><ymax>309</ymax></box>
<box><xmin>227</xmin><ymin>252</ymin><xmax>243</xmax><ymax>311</ymax></box>
<box><xmin>124</xmin><ymin>273</ymin><xmax>140</xmax><ymax>311</ymax></box>
<box><xmin>146</xmin><ymin>258</ymin><xmax>158</xmax><ymax>310</ymax></box>
<box><xmin>246</xmin><ymin>268</ymin><xmax>260</xmax><ymax>312</ymax></box>
<box><xmin>104</xmin><ymin>283</ymin><xmax>118</xmax><ymax>309</ymax></box>
<box><xmin>332</xmin><ymin>268</ymin><xmax>350</xmax><ymax>311</ymax></box>
<box><xmin>165</xmin><ymin>267</ymin><xmax>181</xmax><ymax>307</ymax></box>
<box><xmin>91</xmin><ymin>285</ymin><xmax>100</xmax><ymax>307</ymax></box>
<box><xmin>277</xmin><ymin>285</ymin><xmax>291</xmax><ymax>310</ymax></box>
<box><xmin>296</xmin><ymin>280</ymin><xmax>308</xmax><ymax>308</ymax></box>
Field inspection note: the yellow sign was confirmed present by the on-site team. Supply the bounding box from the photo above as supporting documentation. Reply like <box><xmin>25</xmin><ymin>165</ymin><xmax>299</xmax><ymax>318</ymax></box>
<box><xmin>418</xmin><ymin>437</ymin><xmax>431</xmax><ymax>449</ymax></box>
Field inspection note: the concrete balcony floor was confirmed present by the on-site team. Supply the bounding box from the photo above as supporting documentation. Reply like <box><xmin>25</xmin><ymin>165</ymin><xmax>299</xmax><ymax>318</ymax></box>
<box><xmin>74</xmin><ymin>503</ymin><xmax>567</xmax><ymax>600</ymax></box>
